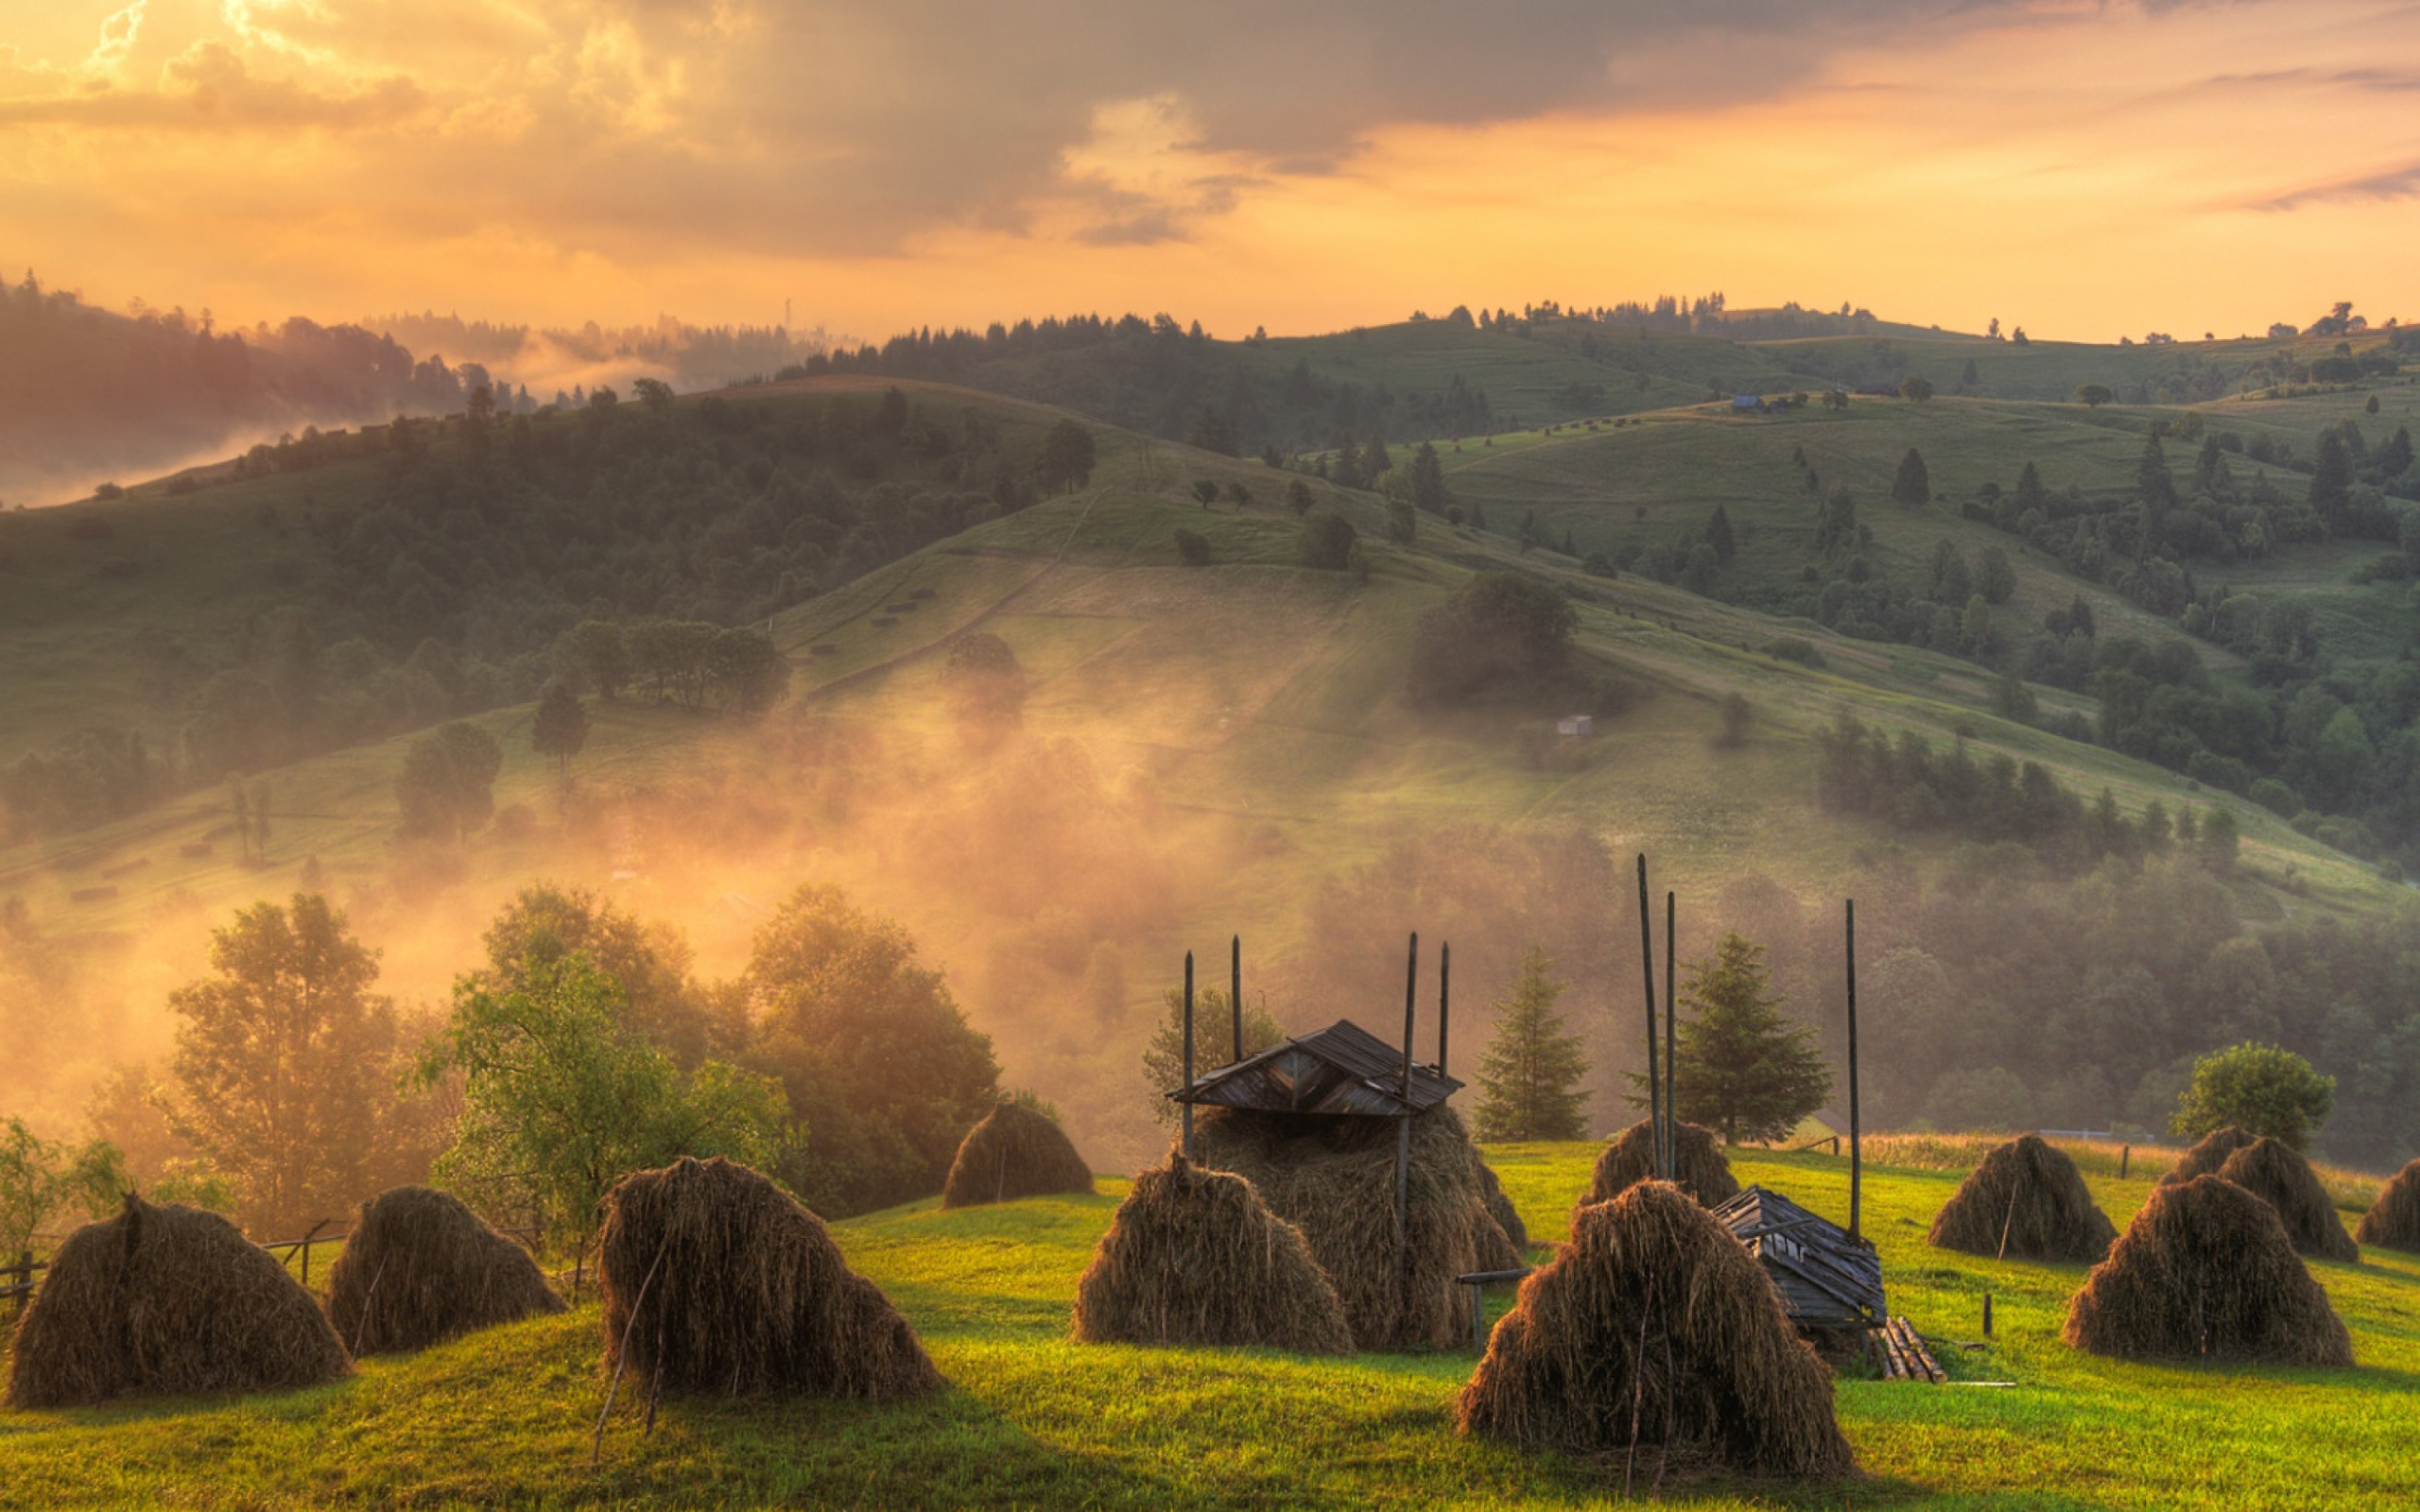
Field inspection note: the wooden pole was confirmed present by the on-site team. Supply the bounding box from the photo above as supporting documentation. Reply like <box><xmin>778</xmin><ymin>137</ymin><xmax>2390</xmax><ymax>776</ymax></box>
<box><xmin>1398</xmin><ymin>932</ymin><xmax>1418</xmax><ymax>1302</ymax></box>
<box><xmin>1182</xmin><ymin>952</ymin><xmax>1196</xmax><ymax>1161</ymax></box>
<box><xmin>1438</xmin><ymin>941</ymin><xmax>1452</xmax><ymax>1080</ymax></box>
<box><xmin>1982</xmin><ymin>1290</ymin><xmax>1995</xmax><ymax>1338</ymax></box>
<box><xmin>2120</xmin><ymin>1144</ymin><xmax>2131</xmax><ymax>1179</ymax></box>
<box><xmin>1846</xmin><ymin>898</ymin><xmax>1862</xmax><ymax>1246</ymax></box>
<box><xmin>1635</xmin><ymin>855</ymin><xmax>1663</xmax><ymax>1177</ymax></box>
<box><xmin>1231</xmin><ymin>936</ymin><xmax>1244</xmax><ymax>1063</ymax></box>
<box><xmin>1664</xmin><ymin>889</ymin><xmax>1677</xmax><ymax>1182</ymax></box>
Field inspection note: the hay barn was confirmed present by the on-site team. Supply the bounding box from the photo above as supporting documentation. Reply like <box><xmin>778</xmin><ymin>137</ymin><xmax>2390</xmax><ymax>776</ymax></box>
<box><xmin>323</xmin><ymin>1187</ymin><xmax>565</xmax><ymax>1356</ymax></box>
<box><xmin>2211</xmin><ymin>1138</ymin><xmax>2360</xmax><ymax>1263</ymax></box>
<box><xmin>1176</xmin><ymin>1019</ymin><xmax>1522</xmax><ymax>1350</ymax></box>
<box><xmin>1927</xmin><ymin>1134</ymin><xmax>2118</xmax><ymax>1263</ymax></box>
<box><xmin>2356</xmin><ymin>1159</ymin><xmax>2420</xmax><ymax>1253</ymax></box>
<box><xmin>1070</xmin><ymin>1154</ymin><xmax>1354</xmax><ymax>1353</ymax></box>
<box><xmin>7</xmin><ymin>1196</ymin><xmax>351</xmax><ymax>1409</ymax></box>
<box><xmin>2065</xmin><ymin>1174</ymin><xmax>2351</xmax><ymax>1366</ymax></box>
<box><xmin>1585</xmin><ymin>1119</ymin><xmax>1740</xmax><ymax>1211</ymax></box>
<box><xmin>1709</xmin><ymin>1186</ymin><xmax>1885</xmax><ymax>1335</ymax></box>
<box><xmin>1458</xmin><ymin>1179</ymin><xmax>1856</xmax><ymax>1483</ymax></box>
<box><xmin>598</xmin><ymin>1156</ymin><xmax>941</xmax><ymax>1400</ymax></box>
<box><xmin>942</xmin><ymin>1101</ymin><xmax>1095</xmax><ymax>1209</ymax></box>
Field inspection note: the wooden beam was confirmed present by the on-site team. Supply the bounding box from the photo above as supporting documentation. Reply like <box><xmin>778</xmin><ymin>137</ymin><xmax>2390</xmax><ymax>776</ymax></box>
<box><xmin>1846</xmin><ymin>899</ymin><xmax>1862</xmax><ymax>1246</ymax></box>
<box><xmin>1231</xmin><ymin>935</ymin><xmax>1243</xmax><ymax>1064</ymax></box>
<box><xmin>1182</xmin><ymin>951</ymin><xmax>1196</xmax><ymax>1161</ymax></box>
<box><xmin>1635</xmin><ymin>854</ymin><xmax>1663</xmax><ymax>1178</ymax></box>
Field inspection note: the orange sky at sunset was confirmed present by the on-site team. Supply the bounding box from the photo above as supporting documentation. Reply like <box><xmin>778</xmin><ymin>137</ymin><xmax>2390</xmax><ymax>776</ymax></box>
<box><xmin>3</xmin><ymin>0</ymin><xmax>2415</xmax><ymax>343</ymax></box>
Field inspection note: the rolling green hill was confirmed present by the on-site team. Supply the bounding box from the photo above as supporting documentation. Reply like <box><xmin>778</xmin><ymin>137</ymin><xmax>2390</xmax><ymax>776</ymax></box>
<box><xmin>0</xmin><ymin>1140</ymin><xmax>2409</xmax><ymax>1510</ymax></box>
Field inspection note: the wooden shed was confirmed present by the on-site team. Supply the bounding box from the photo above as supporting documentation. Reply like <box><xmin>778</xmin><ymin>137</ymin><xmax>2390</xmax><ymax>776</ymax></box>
<box><xmin>1170</xmin><ymin>1019</ymin><xmax>1461</xmax><ymax>1120</ymax></box>
<box><xmin>1709</xmin><ymin>1185</ymin><xmax>1885</xmax><ymax>1332</ymax></box>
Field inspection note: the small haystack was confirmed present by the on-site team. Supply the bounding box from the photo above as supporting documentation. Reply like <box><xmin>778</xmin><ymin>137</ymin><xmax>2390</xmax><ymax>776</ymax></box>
<box><xmin>2212</xmin><ymin>1138</ymin><xmax>2360</xmax><ymax>1263</ymax></box>
<box><xmin>1071</xmin><ymin>1155</ymin><xmax>1354</xmax><ymax>1353</ymax></box>
<box><xmin>7</xmin><ymin>1196</ymin><xmax>350</xmax><ymax>1409</ymax></box>
<box><xmin>324</xmin><ymin>1186</ymin><xmax>565</xmax><ymax>1356</ymax></box>
<box><xmin>2356</xmin><ymin>1159</ymin><xmax>2420</xmax><ymax>1253</ymax></box>
<box><xmin>1478</xmin><ymin>1161</ymin><xmax>1530</xmax><ymax>1252</ymax></box>
<box><xmin>2160</xmin><ymin>1125</ymin><xmax>2258</xmax><ymax>1186</ymax></box>
<box><xmin>1584</xmin><ymin>1119</ymin><xmax>1740</xmax><ymax>1211</ymax></box>
<box><xmin>598</xmin><ymin>1156</ymin><xmax>941</xmax><ymax>1400</ymax></box>
<box><xmin>1458</xmin><ymin>1180</ymin><xmax>1855</xmax><ymax>1483</ymax></box>
<box><xmin>1927</xmin><ymin>1134</ymin><xmax>2118</xmax><ymax>1263</ymax></box>
<box><xmin>1193</xmin><ymin>1104</ymin><xmax>1522</xmax><ymax>1350</ymax></box>
<box><xmin>941</xmin><ymin>1101</ymin><xmax>1095</xmax><ymax>1209</ymax></box>
<box><xmin>2063</xmin><ymin>1174</ymin><xmax>2352</xmax><ymax>1366</ymax></box>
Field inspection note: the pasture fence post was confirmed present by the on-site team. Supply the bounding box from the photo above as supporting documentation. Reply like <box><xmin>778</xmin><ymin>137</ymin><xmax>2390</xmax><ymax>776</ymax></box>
<box><xmin>2119</xmin><ymin>1144</ymin><xmax>2131</xmax><ymax>1178</ymax></box>
<box><xmin>1982</xmin><ymin>1290</ymin><xmax>1994</xmax><ymax>1337</ymax></box>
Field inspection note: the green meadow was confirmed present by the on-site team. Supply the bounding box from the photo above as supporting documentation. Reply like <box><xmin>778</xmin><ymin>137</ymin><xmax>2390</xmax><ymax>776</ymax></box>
<box><xmin>1</xmin><ymin>1142</ymin><xmax>2409</xmax><ymax>1510</ymax></box>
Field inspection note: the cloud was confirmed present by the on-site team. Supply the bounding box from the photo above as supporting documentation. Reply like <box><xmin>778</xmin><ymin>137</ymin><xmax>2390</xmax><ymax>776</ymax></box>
<box><xmin>2243</xmin><ymin>159</ymin><xmax>2420</xmax><ymax>211</ymax></box>
<box><xmin>0</xmin><ymin>41</ymin><xmax>423</xmax><ymax>129</ymax></box>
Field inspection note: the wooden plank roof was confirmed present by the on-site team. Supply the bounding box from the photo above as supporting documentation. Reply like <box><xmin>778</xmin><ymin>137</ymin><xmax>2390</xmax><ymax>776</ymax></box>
<box><xmin>1168</xmin><ymin>1019</ymin><xmax>1462</xmax><ymax>1117</ymax></box>
<box><xmin>1709</xmin><ymin>1185</ymin><xmax>1885</xmax><ymax>1330</ymax></box>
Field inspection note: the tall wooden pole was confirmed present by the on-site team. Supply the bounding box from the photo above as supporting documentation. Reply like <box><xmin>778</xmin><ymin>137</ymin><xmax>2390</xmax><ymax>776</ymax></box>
<box><xmin>1438</xmin><ymin>942</ymin><xmax>1452</xmax><ymax>1080</ymax></box>
<box><xmin>1846</xmin><ymin>900</ymin><xmax>1862</xmax><ymax>1246</ymax></box>
<box><xmin>1635</xmin><ymin>855</ymin><xmax>1663</xmax><ymax>1177</ymax></box>
<box><xmin>1182</xmin><ymin>951</ymin><xmax>1196</xmax><ymax>1161</ymax></box>
<box><xmin>1398</xmin><ymin>932</ymin><xmax>1418</xmax><ymax>1299</ymax></box>
<box><xmin>1231</xmin><ymin>935</ymin><xmax>1243</xmax><ymax>1063</ymax></box>
<box><xmin>1664</xmin><ymin>889</ymin><xmax>1677</xmax><ymax>1182</ymax></box>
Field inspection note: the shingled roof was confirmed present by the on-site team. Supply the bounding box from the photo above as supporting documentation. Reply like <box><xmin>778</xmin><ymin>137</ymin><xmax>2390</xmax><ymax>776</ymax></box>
<box><xmin>1168</xmin><ymin>1019</ymin><xmax>1461</xmax><ymax>1118</ymax></box>
<box><xmin>1709</xmin><ymin>1185</ymin><xmax>1885</xmax><ymax>1331</ymax></box>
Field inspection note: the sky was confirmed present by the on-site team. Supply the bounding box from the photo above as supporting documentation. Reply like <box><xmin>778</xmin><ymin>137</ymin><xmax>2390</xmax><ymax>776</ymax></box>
<box><xmin>2</xmin><ymin>0</ymin><xmax>2416</xmax><ymax>344</ymax></box>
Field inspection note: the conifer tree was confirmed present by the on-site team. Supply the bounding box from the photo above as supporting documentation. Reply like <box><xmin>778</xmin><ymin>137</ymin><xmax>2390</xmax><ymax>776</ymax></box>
<box><xmin>1473</xmin><ymin>949</ymin><xmax>1590</xmax><ymax>1142</ymax></box>
<box><xmin>1892</xmin><ymin>447</ymin><xmax>1931</xmax><ymax>507</ymax></box>
<box><xmin>1669</xmin><ymin>933</ymin><xmax>1830</xmax><ymax>1145</ymax></box>
<box><xmin>532</xmin><ymin>681</ymin><xmax>590</xmax><ymax>782</ymax></box>
<box><xmin>1706</xmin><ymin>504</ymin><xmax>1736</xmax><ymax>562</ymax></box>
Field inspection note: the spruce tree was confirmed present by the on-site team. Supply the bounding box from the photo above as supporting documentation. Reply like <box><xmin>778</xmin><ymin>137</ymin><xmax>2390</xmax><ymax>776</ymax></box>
<box><xmin>1669</xmin><ymin>933</ymin><xmax>1830</xmax><ymax>1145</ymax></box>
<box><xmin>1473</xmin><ymin>949</ymin><xmax>1590</xmax><ymax>1142</ymax></box>
<box><xmin>2309</xmin><ymin>429</ymin><xmax>2353</xmax><ymax>532</ymax></box>
<box><xmin>1706</xmin><ymin>504</ymin><xmax>1736</xmax><ymax>562</ymax></box>
<box><xmin>1892</xmin><ymin>447</ymin><xmax>1931</xmax><ymax>507</ymax></box>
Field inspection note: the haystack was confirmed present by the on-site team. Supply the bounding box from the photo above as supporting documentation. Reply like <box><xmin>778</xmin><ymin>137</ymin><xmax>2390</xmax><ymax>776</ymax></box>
<box><xmin>1927</xmin><ymin>1134</ymin><xmax>2118</xmax><ymax>1263</ymax></box>
<box><xmin>1584</xmin><ymin>1119</ymin><xmax>1740</xmax><ymax>1211</ymax></box>
<box><xmin>323</xmin><ymin>1186</ymin><xmax>565</xmax><ymax>1356</ymax></box>
<box><xmin>2063</xmin><ymin>1174</ymin><xmax>2352</xmax><ymax>1366</ymax></box>
<box><xmin>2356</xmin><ymin>1159</ymin><xmax>2420</xmax><ymax>1253</ymax></box>
<box><xmin>1070</xmin><ymin>1154</ymin><xmax>1354</xmax><ymax>1353</ymax></box>
<box><xmin>597</xmin><ymin>1156</ymin><xmax>941</xmax><ymax>1400</ymax></box>
<box><xmin>1478</xmin><ymin>1161</ymin><xmax>1529</xmax><ymax>1252</ymax></box>
<box><xmin>7</xmin><ymin>1196</ymin><xmax>350</xmax><ymax>1409</ymax></box>
<box><xmin>2160</xmin><ymin>1125</ymin><xmax>2257</xmax><ymax>1186</ymax></box>
<box><xmin>1192</xmin><ymin>1104</ymin><xmax>1522</xmax><ymax>1350</ymax></box>
<box><xmin>1458</xmin><ymin>1180</ymin><xmax>1856</xmax><ymax>1482</ymax></box>
<box><xmin>2212</xmin><ymin>1138</ymin><xmax>2360</xmax><ymax>1263</ymax></box>
<box><xmin>941</xmin><ymin>1101</ymin><xmax>1095</xmax><ymax>1209</ymax></box>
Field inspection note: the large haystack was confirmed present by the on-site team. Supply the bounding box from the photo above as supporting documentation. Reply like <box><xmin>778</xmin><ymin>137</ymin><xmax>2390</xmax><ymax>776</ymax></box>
<box><xmin>1927</xmin><ymin>1134</ymin><xmax>2118</xmax><ymax>1263</ymax></box>
<box><xmin>2160</xmin><ymin>1125</ymin><xmax>2257</xmax><ymax>1186</ymax></box>
<box><xmin>1584</xmin><ymin>1120</ymin><xmax>1740</xmax><ymax>1211</ymax></box>
<box><xmin>597</xmin><ymin>1156</ymin><xmax>941</xmax><ymax>1400</ymax></box>
<box><xmin>1458</xmin><ymin>1180</ymin><xmax>1856</xmax><ymax>1483</ymax></box>
<box><xmin>2212</xmin><ymin>1138</ymin><xmax>2360</xmax><ymax>1263</ymax></box>
<box><xmin>7</xmin><ymin>1196</ymin><xmax>350</xmax><ymax>1409</ymax></box>
<box><xmin>1070</xmin><ymin>1155</ymin><xmax>1354</xmax><ymax>1353</ymax></box>
<box><xmin>323</xmin><ymin>1186</ymin><xmax>565</xmax><ymax>1356</ymax></box>
<box><xmin>941</xmin><ymin>1101</ymin><xmax>1095</xmax><ymax>1209</ymax></box>
<box><xmin>1192</xmin><ymin>1104</ymin><xmax>1522</xmax><ymax>1350</ymax></box>
<box><xmin>1478</xmin><ymin>1161</ymin><xmax>1529</xmax><ymax>1252</ymax></box>
<box><xmin>2356</xmin><ymin>1159</ymin><xmax>2420</xmax><ymax>1253</ymax></box>
<box><xmin>2064</xmin><ymin>1175</ymin><xmax>2352</xmax><ymax>1366</ymax></box>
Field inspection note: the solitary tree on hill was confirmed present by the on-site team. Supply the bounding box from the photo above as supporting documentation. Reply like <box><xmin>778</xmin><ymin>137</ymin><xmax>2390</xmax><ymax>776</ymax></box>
<box><xmin>1669</xmin><ymin>933</ymin><xmax>1831</xmax><ymax>1145</ymax></box>
<box><xmin>397</xmin><ymin>721</ymin><xmax>503</xmax><ymax>841</ymax></box>
<box><xmin>1893</xmin><ymin>447</ymin><xmax>1931</xmax><ymax>507</ymax></box>
<box><xmin>1899</xmin><ymin>375</ymin><xmax>1935</xmax><ymax>404</ymax></box>
<box><xmin>1706</xmin><ymin>504</ymin><xmax>1737</xmax><ymax>562</ymax></box>
<box><xmin>2172</xmin><ymin>1042</ymin><xmax>2334</xmax><ymax>1150</ymax></box>
<box><xmin>1038</xmin><ymin>420</ymin><xmax>1097</xmax><ymax>493</ymax></box>
<box><xmin>531</xmin><ymin>682</ymin><xmax>589</xmax><ymax>782</ymax></box>
<box><xmin>2075</xmin><ymin>383</ymin><xmax>2114</xmax><ymax>408</ymax></box>
<box><xmin>1473</xmin><ymin>949</ymin><xmax>1591</xmax><ymax>1142</ymax></box>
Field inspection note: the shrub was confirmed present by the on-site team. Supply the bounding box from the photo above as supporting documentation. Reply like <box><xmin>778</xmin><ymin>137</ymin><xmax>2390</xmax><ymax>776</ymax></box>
<box><xmin>2171</xmin><ymin>1043</ymin><xmax>2334</xmax><ymax>1151</ymax></box>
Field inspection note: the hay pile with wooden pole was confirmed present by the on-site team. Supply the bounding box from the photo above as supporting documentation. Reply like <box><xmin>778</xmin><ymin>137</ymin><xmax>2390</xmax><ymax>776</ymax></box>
<box><xmin>2211</xmin><ymin>1138</ymin><xmax>2360</xmax><ymax>1263</ymax></box>
<box><xmin>1926</xmin><ymin>1134</ymin><xmax>2118</xmax><ymax>1263</ymax></box>
<box><xmin>7</xmin><ymin>1196</ymin><xmax>351</xmax><ymax>1408</ymax></box>
<box><xmin>597</xmin><ymin>1156</ymin><xmax>941</xmax><ymax>1400</ymax></box>
<box><xmin>1192</xmin><ymin>1104</ymin><xmax>1522</xmax><ymax>1350</ymax></box>
<box><xmin>1457</xmin><ymin>1180</ymin><xmax>1855</xmax><ymax>1485</ymax></box>
<box><xmin>1070</xmin><ymin>1154</ymin><xmax>1353</xmax><ymax>1353</ymax></box>
<box><xmin>941</xmin><ymin>1101</ymin><xmax>1095</xmax><ymax>1209</ymax></box>
<box><xmin>1584</xmin><ymin>1119</ymin><xmax>1740</xmax><ymax>1211</ymax></box>
<box><xmin>2063</xmin><ymin>1175</ymin><xmax>2352</xmax><ymax>1366</ymax></box>
<box><xmin>2159</xmin><ymin>1125</ymin><xmax>2257</xmax><ymax>1186</ymax></box>
<box><xmin>323</xmin><ymin>1187</ymin><xmax>565</xmax><ymax>1356</ymax></box>
<box><xmin>2356</xmin><ymin>1159</ymin><xmax>2420</xmax><ymax>1253</ymax></box>
<box><xmin>1478</xmin><ymin>1160</ymin><xmax>1528</xmax><ymax>1252</ymax></box>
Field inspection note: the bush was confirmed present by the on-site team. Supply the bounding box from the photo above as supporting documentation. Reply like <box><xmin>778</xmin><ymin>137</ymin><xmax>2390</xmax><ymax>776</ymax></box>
<box><xmin>2171</xmin><ymin>1043</ymin><xmax>2335</xmax><ymax>1151</ymax></box>
<box><xmin>1407</xmin><ymin>573</ymin><xmax>1577</xmax><ymax>705</ymax></box>
<box><xmin>1299</xmin><ymin>513</ymin><xmax>1357</xmax><ymax>571</ymax></box>
<box><xmin>1171</xmin><ymin>527</ymin><xmax>1212</xmax><ymax>566</ymax></box>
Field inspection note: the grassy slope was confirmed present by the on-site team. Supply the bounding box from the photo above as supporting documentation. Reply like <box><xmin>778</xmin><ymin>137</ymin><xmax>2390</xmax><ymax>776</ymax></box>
<box><xmin>0</xmin><ymin>1143</ymin><xmax>2410</xmax><ymax>1510</ymax></box>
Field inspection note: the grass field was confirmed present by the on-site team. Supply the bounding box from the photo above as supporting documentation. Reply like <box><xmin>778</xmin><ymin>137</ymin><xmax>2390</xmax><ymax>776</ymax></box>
<box><xmin>0</xmin><ymin>1140</ymin><xmax>2410</xmax><ymax>1510</ymax></box>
